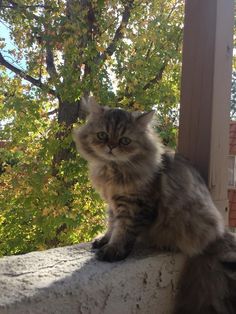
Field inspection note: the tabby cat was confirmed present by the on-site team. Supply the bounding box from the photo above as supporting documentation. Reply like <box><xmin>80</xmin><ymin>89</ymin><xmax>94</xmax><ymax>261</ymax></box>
<box><xmin>73</xmin><ymin>96</ymin><xmax>236</xmax><ymax>314</ymax></box>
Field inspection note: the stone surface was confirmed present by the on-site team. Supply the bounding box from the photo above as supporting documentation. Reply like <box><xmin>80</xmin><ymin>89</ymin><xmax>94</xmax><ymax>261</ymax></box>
<box><xmin>0</xmin><ymin>244</ymin><xmax>184</xmax><ymax>314</ymax></box>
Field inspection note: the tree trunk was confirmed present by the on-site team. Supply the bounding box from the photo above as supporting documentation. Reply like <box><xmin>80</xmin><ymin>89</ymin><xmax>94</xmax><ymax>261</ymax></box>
<box><xmin>52</xmin><ymin>99</ymin><xmax>79</xmax><ymax>176</ymax></box>
<box><xmin>50</xmin><ymin>99</ymin><xmax>81</xmax><ymax>242</ymax></box>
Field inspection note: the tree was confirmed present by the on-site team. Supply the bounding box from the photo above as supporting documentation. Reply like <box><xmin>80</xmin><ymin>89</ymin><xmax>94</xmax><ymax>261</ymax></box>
<box><xmin>0</xmin><ymin>0</ymin><xmax>184</xmax><ymax>255</ymax></box>
<box><xmin>230</xmin><ymin>16</ymin><xmax>236</xmax><ymax>120</ymax></box>
<box><xmin>231</xmin><ymin>71</ymin><xmax>236</xmax><ymax>119</ymax></box>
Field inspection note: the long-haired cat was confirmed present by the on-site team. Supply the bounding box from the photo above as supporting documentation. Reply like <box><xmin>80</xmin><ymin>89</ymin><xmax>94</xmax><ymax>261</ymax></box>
<box><xmin>73</xmin><ymin>96</ymin><xmax>236</xmax><ymax>314</ymax></box>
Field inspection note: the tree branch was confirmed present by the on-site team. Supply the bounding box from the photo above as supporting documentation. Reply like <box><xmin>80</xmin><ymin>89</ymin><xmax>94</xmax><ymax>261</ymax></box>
<box><xmin>143</xmin><ymin>63</ymin><xmax>167</xmax><ymax>91</ymax></box>
<box><xmin>166</xmin><ymin>0</ymin><xmax>181</xmax><ymax>21</ymax></box>
<box><xmin>1</xmin><ymin>1</ymin><xmax>53</xmax><ymax>10</ymax></box>
<box><xmin>43</xmin><ymin>0</ymin><xmax>58</xmax><ymax>81</ymax></box>
<box><xmin>143</xmin><ymin>26</ymin><xmax>183</xmax><ymax>91</ymax></box>
<box><xmin>145</xmin><ymin>41</ymin><xmax>154</xmax><ymax>60</ymax></box>
<box><xmin>45</xmin><ymin>45</ymin><xmax>58</xmax><ymax>81</ymax></box>
<box><xmin>44</xmin><ymin>108</ymin><xmax>58</xmax><ymax>117</ymax></box>
<box><xmin>97</xmin><ymin>0</ymin><xmax>134</xmax><ymax>63</ymax></box>
<box><xmin>87</xmin><ymin>1</ymin><xmax>100</xmax><ymax>40</ymax></box>
<box><xmin>0</xmin><ymin>1</ymin><xmax>45</xmax><ymax>22</ymax></box>
<box><xmin>0</xmin><ymin>52</ymin><xmax>57</xmax><ymax>96</ymax></box>
<box><xmin>0</xmin><ymin>4</ymin><xmax>52</xmax><ymax>9</ymax></box>
<box><xmin>116</xmin><ymin>62</ymin><xmax>167</xmax><ymax>106</ymax></box>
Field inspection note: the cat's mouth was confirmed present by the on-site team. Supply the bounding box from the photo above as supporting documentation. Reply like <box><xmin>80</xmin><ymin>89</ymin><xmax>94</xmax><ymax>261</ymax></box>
<box><xmin>107</xmin><ymin>152</ymin><xmax>116</xmax><ymax>159</ymax></box>
<box><xmin>104</xmin><ymin>150</ymin><xmax>117</xmax><ymax>160</ymax></box>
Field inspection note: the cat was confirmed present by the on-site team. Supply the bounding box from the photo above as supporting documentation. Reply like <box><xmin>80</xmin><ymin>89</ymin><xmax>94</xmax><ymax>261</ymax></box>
<box><xmin>73</xmin><ymin>96</ymin><xmax>236</xmax><ymax>314</ymax></box>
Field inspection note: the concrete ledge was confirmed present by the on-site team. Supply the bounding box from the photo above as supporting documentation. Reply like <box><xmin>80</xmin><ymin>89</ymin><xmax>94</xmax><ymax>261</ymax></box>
<box><xmin>0</xmin><ymin>244</ymin><xmax>184</xmax><ymax>314</ymax></box>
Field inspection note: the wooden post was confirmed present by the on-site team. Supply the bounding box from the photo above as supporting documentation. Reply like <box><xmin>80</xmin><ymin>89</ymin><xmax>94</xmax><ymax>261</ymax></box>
<box><xmin>178</xmin><ymin>0</ymin><xmax>234</xmax><ymax>223</ymax></box>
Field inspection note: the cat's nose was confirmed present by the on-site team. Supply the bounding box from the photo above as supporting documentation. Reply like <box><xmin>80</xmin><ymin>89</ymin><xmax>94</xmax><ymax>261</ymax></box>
<box><xmin>107</xmin><ymin>143</ymin><xmax>117</xmax><ymax>150</ymax></box>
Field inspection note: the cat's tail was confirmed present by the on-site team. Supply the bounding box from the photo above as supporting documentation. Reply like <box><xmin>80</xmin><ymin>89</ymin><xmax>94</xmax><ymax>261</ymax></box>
<box><xmin>173</xmin><ymin>231</ymin><xmax>236</xmax><ymax>314</ymax></box>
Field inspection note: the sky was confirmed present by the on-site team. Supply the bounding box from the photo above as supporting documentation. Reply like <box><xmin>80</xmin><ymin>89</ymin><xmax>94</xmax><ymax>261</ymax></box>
<box><xmin>0</xmin><ymin>22</ymin><xmax>28</xmax><ymax>130</ymax></box>
<box><xmin>0</xmin><ymin>22</ymin><xmax>12</xmax><ymax>47</ymax></box>
<box><xmin>0</xmin><ymin>22</ymin><xmax>26</xmax><ymax>72</ymax></box>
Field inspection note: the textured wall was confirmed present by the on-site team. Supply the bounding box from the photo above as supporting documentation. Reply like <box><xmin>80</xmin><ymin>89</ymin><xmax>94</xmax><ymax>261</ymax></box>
<box><xmin>0</xmin><ymin>244</ymin><xmax>184</xmax><ymax>314</ymax></box>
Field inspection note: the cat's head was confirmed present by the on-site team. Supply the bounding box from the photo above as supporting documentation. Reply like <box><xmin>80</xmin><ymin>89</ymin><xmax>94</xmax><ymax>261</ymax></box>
<box><xmin>73</xmin><ymin>97</ymin><xmax>160</xmax><ymax>163</ymax></box>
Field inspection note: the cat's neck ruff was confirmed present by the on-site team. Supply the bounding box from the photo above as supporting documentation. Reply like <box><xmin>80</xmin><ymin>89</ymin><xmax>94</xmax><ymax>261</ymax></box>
<box><xmin>88</xmin><ymin>149</ymin><xmax>163</xmax><ymax>191</ymax></box>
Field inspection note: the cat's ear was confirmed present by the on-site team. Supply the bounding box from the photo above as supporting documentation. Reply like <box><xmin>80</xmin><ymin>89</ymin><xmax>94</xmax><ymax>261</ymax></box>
<box><xmin>87</xmin><ymin>96</ymin><xmax>103</xmax><ymax>114</ymax></box>
<box><xmin>79</xmin><ymin>97</ymin><xmax>90</xmax><ymax>118</ymax></box>
<box><xmin>80</xmin><ymin>96</ymin><xmax>104</xmax><ymax>117</ymax></box>
<box><xmin>135</xmin><ymin>110</ymin><xmax>155</xmax><ymax>127</ymax></box>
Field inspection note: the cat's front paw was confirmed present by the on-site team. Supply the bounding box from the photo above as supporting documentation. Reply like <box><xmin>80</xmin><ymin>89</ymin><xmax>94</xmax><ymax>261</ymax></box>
<box><xmin>96</xmin><ymin>244</ymin><xmax>130</xmax><ymax>262</ymax></box>
<box><xmin>92</xmin><ymin>236</ymin><xmax>109</xmax><ymax>249</ymax></box>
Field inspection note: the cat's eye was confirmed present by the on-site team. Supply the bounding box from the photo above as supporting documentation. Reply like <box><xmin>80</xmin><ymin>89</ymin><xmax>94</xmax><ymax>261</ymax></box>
<box><xmin>119</xmin><ymin>137</ymin><xmax>131</xmax><ymax>145</ymax></box>
<box><xmin>97</xmin><ymin>132</ymin><xmax>108</xmax><ymax>141</ymax></box>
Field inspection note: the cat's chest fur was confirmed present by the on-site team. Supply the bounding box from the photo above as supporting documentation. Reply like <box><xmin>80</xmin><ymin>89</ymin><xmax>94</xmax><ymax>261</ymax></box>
<box><xmin>89</xmin><ymin>162</ymin><xmax>146</xmax><ymax>202</ymax></box>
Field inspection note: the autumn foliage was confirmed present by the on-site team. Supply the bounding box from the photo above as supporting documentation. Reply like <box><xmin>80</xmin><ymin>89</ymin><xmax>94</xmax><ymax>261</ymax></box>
<box><xmin>0</xmin><ymin>0</ymin><xmax>183</xmax><ymax>256</ymax></box>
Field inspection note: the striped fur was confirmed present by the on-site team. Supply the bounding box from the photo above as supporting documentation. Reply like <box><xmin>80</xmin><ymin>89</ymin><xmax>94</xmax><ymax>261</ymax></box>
<box><xmin>73</xmin><ymin>97</ymin><xmax>236</xmax><ymax>313</ymax></box>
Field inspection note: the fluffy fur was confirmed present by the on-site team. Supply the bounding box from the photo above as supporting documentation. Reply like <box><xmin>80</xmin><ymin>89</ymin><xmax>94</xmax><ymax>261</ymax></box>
<box><xmin>73</xmin><ymin>96</ymin><xmax>236</xmax><ymax>314</ymax></box>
